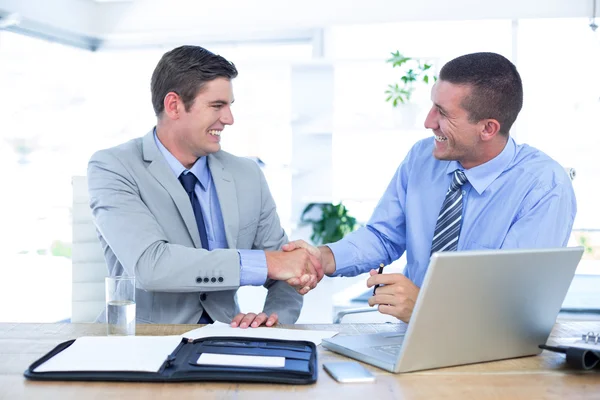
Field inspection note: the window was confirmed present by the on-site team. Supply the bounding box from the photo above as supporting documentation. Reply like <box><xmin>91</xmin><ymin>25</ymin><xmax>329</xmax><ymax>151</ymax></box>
<box><xmin>0</xmin><ymin>32</ymin><xmax>311</xmax><ymax>322</ymax></box>
<box><xmin>330</xmin><ymin>20</ymin><xmax>513</xmax><ymax>216</ymax></box>
<box><xmin>517</xmin><ymin>19</ymin><xmax>600</xmax><ymax>311</ymax></box>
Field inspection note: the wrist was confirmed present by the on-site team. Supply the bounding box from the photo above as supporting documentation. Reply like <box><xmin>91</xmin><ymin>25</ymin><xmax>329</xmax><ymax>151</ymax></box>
<box><xmin>264</xmin><ymin>251</ymin><xmax>279</xmax><ymax>279</ymax></box>
<box><xmin>318</xmin><ymin>245</ymin><xmax>336</xmax><ymax>275</ymax></box>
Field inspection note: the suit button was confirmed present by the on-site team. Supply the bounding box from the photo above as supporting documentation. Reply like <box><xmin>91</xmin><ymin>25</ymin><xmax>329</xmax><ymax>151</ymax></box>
<box><xmin>200</xmin><ymin>293</ymin><xmax>207</xmax><ymax>301</ymax></box>
<box><xmin>203</xmin><ymin>277</ymin><xmax>209</xmax><ymax>283</ymax></box>
<box><xmin>218</xmin><ymin>277</ymin><xmax>224</xmax><ymax>283</ymax></box>
<box><xmin>196</xmin><ymin>277</ymin><xmax>202</xmax><ymax>283</ymax></box>
<box><xmin>211</xmin><ymin>277</ymin><xmax>217</xmax><ymax>283</ymax></box>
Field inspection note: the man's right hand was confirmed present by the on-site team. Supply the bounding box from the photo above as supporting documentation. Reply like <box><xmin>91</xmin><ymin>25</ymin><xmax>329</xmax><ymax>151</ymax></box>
<box><xmin>265</xmin><ymin>248</ymin><xmax>323</xmax><ymax>294</ymax></box>
<box><xmin>281</xmin><ymin>240</ymin><xmax>336</xmax><ymax>294</ymax></box>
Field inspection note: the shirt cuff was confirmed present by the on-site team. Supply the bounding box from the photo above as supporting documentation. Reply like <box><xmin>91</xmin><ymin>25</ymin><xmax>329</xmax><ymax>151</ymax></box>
<box><xmin>238</xmin><ymin>249</ymin><xmax>268</xmax><ymax>286</ymax></box>
<box><xmin>326</xmin><ymin>240</ymin><xmax>358</xmax><ymax>277</ymax></box>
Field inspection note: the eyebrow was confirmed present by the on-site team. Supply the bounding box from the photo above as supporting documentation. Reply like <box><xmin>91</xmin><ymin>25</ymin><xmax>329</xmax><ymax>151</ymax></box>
<box><xmin>209</xmin><ymin>99</ymin><xmax>234</xmax><ymax>105</ymax></box>
<box><xmin>434</xmin><ymin>102</ymin><xmax>448</xmax><ymax>114</ymax></box>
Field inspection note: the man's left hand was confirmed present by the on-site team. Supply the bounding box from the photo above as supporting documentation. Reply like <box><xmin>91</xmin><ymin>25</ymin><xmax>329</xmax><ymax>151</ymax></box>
<box><xmin>230</xmin><ymin>312</ymin><xmax>278</xmax><ymax>328</ymax></box>
<box><xmin>366</xmin><ymin>270</ymin><xmax>420</xmax><ymax>323</ymax></box>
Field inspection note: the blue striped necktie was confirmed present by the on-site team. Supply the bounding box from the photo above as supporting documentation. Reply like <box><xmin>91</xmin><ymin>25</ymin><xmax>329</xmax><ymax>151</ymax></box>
<box><xmin>430</xmin><ymin>170</ymin><xmax>468</xmax><ymax>254</ymax></box>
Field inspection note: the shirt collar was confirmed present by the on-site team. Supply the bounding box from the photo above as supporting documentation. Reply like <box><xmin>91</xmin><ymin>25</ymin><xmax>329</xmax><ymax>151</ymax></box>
<box><xmin>153</xmin><ymin>128</ymin><xmax>210</xmax><ymax>191</ymax></box>
<box><xmin>445</xmin><ymin>136</ymin><xmax>516</xmax><ymax>195</ymax></box>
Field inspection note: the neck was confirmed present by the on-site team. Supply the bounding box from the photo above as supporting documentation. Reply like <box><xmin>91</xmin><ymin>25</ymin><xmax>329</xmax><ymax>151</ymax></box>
<box><xmin>156</xmin><ymin>121</ymin><xmax>199</xmax><ymax>170</ymax></box>
<box><xmin>461</xmin><ymin>136</ymin><xmax>509</xmax><ymax>170</ymax></box>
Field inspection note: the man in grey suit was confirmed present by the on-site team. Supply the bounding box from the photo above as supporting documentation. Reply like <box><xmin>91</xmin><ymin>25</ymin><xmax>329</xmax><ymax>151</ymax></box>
<box><xmin>87</xmin><ymin>45</ymin><xmax>321</xmax><ymax>328</ymax></box>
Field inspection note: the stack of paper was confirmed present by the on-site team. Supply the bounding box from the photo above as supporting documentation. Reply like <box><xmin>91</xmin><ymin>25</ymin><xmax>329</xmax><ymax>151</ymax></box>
<box><xmin>33</xmin><ymin>336</ymin><xmax>183</xmax><ymax>373</ymax></box>
<box><xmin>182</xmin><ymin>322</ymin><xmax>338</xmax><ymax>345</ymax></box>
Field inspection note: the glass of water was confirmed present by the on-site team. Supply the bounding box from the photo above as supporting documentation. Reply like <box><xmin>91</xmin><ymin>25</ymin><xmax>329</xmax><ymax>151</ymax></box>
<box><xmin>105</xmin><ymin>276</ymin><xmax>136</xmax><ymax>336</ymax></box>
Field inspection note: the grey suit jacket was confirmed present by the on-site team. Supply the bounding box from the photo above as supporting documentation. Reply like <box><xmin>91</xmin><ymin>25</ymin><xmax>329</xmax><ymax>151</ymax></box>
<box><xmin>87</xmin><ymin>130</ymin><xmax>302</xmax><ymax>324</ymax></box>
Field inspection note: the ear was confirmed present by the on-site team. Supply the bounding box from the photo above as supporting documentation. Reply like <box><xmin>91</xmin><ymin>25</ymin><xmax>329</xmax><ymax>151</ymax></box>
<box><xmin>480</xmin><ymin>119</ymin><xmax>501</xmax><ymax>142</ymax></box>
<box><xmin>163</xmin><ymin>92</ymin><xmax>182</xmax><ymax>120</ymax></box>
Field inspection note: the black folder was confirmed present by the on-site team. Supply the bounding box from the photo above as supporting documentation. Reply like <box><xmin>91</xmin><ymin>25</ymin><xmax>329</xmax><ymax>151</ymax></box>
<box><xmin>539</xmin><ymin>332</ymin><xmax>600</xmax><ymax>371</ymax></box>
<box><xmin>539</xmin><ymin>343</ymin><xmax>600</xmax><ymax>371</ymax></box>
<box><xmin>24</xmin><ymin>336</ymin><xmax>318</xmax><ymax>384</ymax></box>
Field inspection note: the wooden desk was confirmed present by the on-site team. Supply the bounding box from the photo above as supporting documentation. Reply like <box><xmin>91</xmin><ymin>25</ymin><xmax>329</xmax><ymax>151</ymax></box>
<box><xmin>1</xmin><ymin>321</ymin><xmax>598</xmax><ymax>399</ymax></box>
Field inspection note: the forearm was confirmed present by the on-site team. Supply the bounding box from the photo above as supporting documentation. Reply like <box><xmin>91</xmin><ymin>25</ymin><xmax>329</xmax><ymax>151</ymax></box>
<box><xmin>134</xmin><ymin>241</ymin><xmax>241</xmax><ymax>292</ymax></box>
<box><xmin>326</xmin><ymin>226</ymin><xmax>404</xmax><ymax>277</ymax></box>
<box><xmin>262</xmin><ymin>279</ymin><xmax>303</xmax><ymax>324</ymax></box>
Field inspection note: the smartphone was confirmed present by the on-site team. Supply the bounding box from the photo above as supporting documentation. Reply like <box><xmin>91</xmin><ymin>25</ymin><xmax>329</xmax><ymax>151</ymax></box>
<box><xmin>323</xmin><ymin>361</ymin><xmax>375</xmax><ymax>383</ymax></box>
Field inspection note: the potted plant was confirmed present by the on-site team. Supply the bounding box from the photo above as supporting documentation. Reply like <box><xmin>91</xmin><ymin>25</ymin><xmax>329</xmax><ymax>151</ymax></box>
<box><xmin>384</xmin><ymin>50</ymin><xmax>437</xmax><ymax>106</ymax></box>
<box><xmin>300</xmin><ymin>203</ymin><xmax>358</xmax><ymax>245</ymax></box>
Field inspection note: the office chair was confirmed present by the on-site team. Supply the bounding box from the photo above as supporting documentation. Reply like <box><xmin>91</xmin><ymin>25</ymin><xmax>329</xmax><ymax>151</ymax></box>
<box><xmin>71</xmin><ymin>176</ymin><xmax>106</xmax><ymax>322</ymax></box>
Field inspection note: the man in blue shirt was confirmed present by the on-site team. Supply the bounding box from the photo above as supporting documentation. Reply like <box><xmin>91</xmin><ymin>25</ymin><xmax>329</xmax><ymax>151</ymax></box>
<box><xmin>284</xmin><ymin>52</ymin><xmax>576</xmax><ymax>323</ymax></box>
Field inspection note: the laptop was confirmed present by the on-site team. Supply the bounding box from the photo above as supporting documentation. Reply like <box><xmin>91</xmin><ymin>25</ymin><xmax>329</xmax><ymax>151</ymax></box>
<box><xmin>322</xmin><ymin>247</ymin><xmax>584</xmax><ymax>373</ymax></box>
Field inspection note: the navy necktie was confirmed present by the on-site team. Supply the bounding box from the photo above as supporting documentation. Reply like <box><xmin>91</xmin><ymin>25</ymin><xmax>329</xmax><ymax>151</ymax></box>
<box><xmin>430</xmin><ymin>170</ymin><xmax>469</xmax><ymax>254</ymax></box>
<box><xmin>178</xmin><ymin>172</ymin><xmax>209</xmax><ymax>250</ymax></box>
<box><xmin>178</xmin><ymin>171</ymin><xmax>213</xmax><ymax>324</ymax></box>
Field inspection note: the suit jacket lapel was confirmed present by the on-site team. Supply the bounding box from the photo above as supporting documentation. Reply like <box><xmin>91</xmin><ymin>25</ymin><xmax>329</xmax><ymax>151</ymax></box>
<box><xmin>142</xmin><ymin>131</ymin><xmax>201</xmax><ymax>248</ymax></box>
<box><xmin>208</xmin><ymin>153</ymin><xmax>239</xmax><ymax>248</ymax></box>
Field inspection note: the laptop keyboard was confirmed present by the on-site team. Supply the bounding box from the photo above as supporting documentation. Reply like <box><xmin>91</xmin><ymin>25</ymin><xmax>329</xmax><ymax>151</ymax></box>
<box><xmin>372</xmin><ymin>344</ymin><xmax>403</xmax><ymax>356</ymax></box>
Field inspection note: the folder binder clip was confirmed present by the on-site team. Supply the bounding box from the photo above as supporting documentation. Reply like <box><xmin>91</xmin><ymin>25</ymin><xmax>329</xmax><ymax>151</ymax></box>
<box><xmin>583</xmin><ymin>332</ymin><xmax>599</xmax><ymax>345</ymax></box>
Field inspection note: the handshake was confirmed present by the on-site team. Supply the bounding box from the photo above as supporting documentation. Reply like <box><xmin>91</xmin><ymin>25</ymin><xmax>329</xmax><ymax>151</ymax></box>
<box><xmin>265</xmin><ymin>240</ymin><xmax>335</xmax><ymax>295</ymax></box>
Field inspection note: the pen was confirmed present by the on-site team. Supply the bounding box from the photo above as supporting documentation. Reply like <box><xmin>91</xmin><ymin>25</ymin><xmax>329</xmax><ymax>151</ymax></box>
<box><xmin>372</xmin><ymin>263</ymin><xmax>385</xmax><ymax>295</ymax></box>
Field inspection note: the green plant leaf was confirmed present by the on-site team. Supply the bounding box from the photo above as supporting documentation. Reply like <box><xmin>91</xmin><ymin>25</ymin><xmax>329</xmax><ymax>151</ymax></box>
<box><xmin>405</xmin><ymin>69</ymin><xmax>417</xmax><ymax>82</ymax></box>
<box><xmin>300</xmin><ymin>202</ymin><xmax>323</xmax><ymax>223</ymax></box>
<box><xmin>384</xmin><ymin>52</ymin><xmax>438</xmax><ymax>107</ymax></box>
<box><xmin>300</xmin><ymin>203</ymin><xmax>358</xmax><ymax>245</ymax></box>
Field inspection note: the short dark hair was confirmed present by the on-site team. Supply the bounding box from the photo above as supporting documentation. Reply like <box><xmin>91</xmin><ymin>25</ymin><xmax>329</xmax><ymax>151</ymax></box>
<box><xmin>439</xmin><ymin>52</ymin><xmax>523</xmax><ymax>135</ymax></box>
<box><xmin>151</xmin><ymin>45</ymin><xmax>238</xmax><ymax>117</ymax></box>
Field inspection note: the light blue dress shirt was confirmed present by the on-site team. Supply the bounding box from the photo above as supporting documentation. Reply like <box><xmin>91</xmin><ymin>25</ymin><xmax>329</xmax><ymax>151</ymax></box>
<box><xmin>154</xmin><ymin>132</ymin><xmax>267</xmax><ymax>286</ymax></box>
<box><xmin>328</xmin><ymin>136</ymin><xmax>577</xmax><ymax>287</ymax></box>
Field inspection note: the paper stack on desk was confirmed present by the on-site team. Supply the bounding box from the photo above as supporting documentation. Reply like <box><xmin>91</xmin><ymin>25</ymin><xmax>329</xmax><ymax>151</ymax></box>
<box><xmin>182</xmin><ymin>321</ymin><xmax>338</xmax><ymax>345</ymax></box>
<box><xmin>33</xmin><ymin>336</ymin><xmax>183</xmax><ymax>373</ymax></box>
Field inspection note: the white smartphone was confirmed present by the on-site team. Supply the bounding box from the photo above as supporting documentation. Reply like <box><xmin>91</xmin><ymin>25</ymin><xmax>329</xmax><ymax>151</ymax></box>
<box><xmin>323</xmin><ymin>361</ymin><xmax>376</xmax><ymax>383</ymax></box>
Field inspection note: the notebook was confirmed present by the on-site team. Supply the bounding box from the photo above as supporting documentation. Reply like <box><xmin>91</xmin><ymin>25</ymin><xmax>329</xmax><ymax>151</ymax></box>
<box><xmin>322</xmin><ymin>247</ymin><xmax>584</xmax><ymax>373</ymax></box>
<box><xmin>540</xmin><ymin>331</ymin><xmax>600</xmax><ymax>370</ymax></box>
<box><xmin>24</xmin><ymin>335</ymin><xmax>318</xmax><ymax>384</ymax></box>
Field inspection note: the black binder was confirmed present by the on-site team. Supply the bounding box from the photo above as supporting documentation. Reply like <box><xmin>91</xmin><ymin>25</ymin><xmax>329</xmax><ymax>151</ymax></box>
<box><xmin>24</xmin><ymin>336</ymin><xmax>318</xmax><ymax>384</ymax></box>
<box><xmin>540</xmin><ymin>331</ymin><xmax>600</xmax><ymax>371</ymax></box>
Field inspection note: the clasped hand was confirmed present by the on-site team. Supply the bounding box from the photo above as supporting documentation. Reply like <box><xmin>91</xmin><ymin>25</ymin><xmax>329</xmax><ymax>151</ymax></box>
<box><xmin>266</xmin><ymin>242</ymin><xmax>324</xmax><ymax>295</ymax></box>
<box><xmin>280</xmin><ymin>239</ymin><xmax>331</xmax><ymax>294</ymax></box>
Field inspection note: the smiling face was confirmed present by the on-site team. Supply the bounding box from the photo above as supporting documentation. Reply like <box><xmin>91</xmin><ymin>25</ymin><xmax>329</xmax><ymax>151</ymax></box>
<box><xmin>169</xmin><ymin>77</ymin><xmax>234</xmax><ymax>161</ymax></box>
<box><xmin>423</xmin><ymin>80</ymin><xmax>487</xmax><ymax>169</ymax></box>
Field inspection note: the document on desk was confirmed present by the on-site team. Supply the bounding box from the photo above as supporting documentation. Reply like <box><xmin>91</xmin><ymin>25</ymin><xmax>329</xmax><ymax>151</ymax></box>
<box><xmin>33</xmin><ymin>336</ymin><xmax>183</xmax><ymax>373</ymax></box>
<box><xmin>182</xmin><ymin>322</ymin><xmax>338</xmax><ymax>345</ymax></box>
<box><xmin>196</xmin><ymin>353</ymin><xmax>286</xmax><ymax>368</ymax></box>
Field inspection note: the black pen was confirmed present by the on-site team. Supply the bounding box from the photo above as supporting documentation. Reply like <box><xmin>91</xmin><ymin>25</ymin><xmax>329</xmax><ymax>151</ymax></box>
<box><xmin>372</xmin><ymin>263</ymin><xmax>385</xmax><ymax>295</ymax></box>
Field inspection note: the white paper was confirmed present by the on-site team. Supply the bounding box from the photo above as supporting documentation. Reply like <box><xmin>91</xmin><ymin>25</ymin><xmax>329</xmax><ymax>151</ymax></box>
<box><xmin>34</xmin><ymin>336</ymin><xmax>183</xmax><ymax>373</ymax></box>
<box><xmin>196</xmin><ymin>353</ymin><xmax>285</xmax><ymax>368</ymax></box>
<box><xmin>182</xmin><ymin>321</ymin><xmax>337</xmax><ymax>345</ymax></box>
